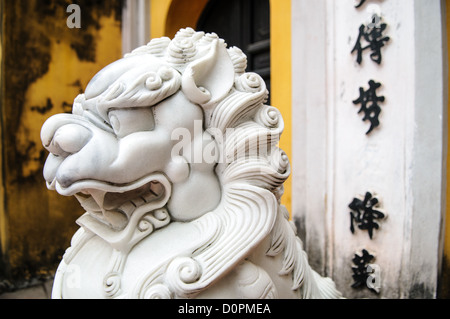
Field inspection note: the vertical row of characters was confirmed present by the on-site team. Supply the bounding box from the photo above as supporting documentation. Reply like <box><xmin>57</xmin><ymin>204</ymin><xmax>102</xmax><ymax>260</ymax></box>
<box><xmin>349</xmin><ymin>0</ymin><xmax>390</xmax><ymax>294</ymax></box>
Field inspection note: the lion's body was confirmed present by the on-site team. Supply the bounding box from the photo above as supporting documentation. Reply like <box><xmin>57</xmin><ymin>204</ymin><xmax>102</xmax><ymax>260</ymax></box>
<box><xmin>52</xmin><ymin>206</ymin><xmax>337</xmax><ymax>299</ymax></box>
<box><xmin>52</xmin><ymin>219</ymin><xmax>297</xmax><ymax>299</ymax></box>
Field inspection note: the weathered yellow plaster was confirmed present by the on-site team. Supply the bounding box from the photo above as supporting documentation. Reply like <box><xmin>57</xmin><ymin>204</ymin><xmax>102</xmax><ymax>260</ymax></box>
<box><xmin>0</xmin><ymin>0</ymin><xmax>7</xmax><ymax>263</ymax></box>
<box><xmin>150</xmin><ymin>0</ymin><xmax>172</xmax><ymax>38</ymax></box>
<box><xmin>270</xmin><ymin>0</ymin><xmax>292</xmax><ymax>212</ymax></box>
<box><xmin>2</xmin><ymin>3</ymin><xmax>123</xmax><ymax>281</ymax></box>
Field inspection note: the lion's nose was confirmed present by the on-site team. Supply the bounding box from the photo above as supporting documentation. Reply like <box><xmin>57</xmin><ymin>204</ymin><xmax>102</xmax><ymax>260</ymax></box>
<box><xmin>41</xmin><ymin>114</ymin><xmax>93</xmax><ymax>157</ymax></box>
<box><xmin>49</xmin><ymin>124</ymin><xmax>92</xmax><ymax>157</ymax></box>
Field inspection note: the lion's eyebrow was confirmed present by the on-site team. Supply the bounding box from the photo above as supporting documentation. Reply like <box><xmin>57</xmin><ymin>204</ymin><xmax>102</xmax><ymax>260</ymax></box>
<box><xmin>93</xmin><ymin>67</ymin><xmax>182</xmax><ymax>120</ymax></box>
<box><xmin>81</xmin><ymin>109</ymin><xmax>114</xmax><ymax>134</ymax></box>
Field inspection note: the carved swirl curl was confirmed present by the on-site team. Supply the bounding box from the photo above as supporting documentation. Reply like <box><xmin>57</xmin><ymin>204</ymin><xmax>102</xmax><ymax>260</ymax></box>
<box><xmin>228</xmin><ymin>47</ymin><xmax>247</xmax><ymax>75</ymax></box>
<box><xmin>271</xmin><ymin>149</ymin><xmax>290</xmax><ymax>174</ymax></box>
<box><xmin>198</xmin><ymin>32</ymin><xmax>219</xmax><ymax>46</ymax></box>
<box><xmin>125</xmin><ymin>37</ymin><xmax>170</xmax><ymax>58</ymax></box>
<box><xmin>165</xmin><ymin>257</ymin><xmax>202</xmax><ymax>297</ymax></box>
<box><xmin>137</xmin><ymin>208</ymin><xmax>169</xmax><ymax>232</ymax></box>
<box><xmin>103</xmin><ymin>271</ymin><xmax>121</xmax><ymax>298</ymax></box>
<box><xmin>175</xmin><ymin>28</ymin><xmax>197</xmax><ymax>39</ymax></box>
<box><xmin>235</xmin><ymin>72</ymin><xmax>265</xmax><ymax>93</ymax></box>
<box><xmin>145</xmin><ymin>72</ymin><xmax>163</xmax><ymax>91</ymax></box>
<box><xmin>257</xmin><ymin>105</ymin><xmax>281</xmax><ymax>129</ymax></box>
<box><xmin>142</xmin><ymin>284</ymin><xmax>173</xmax><ymax>299</ymax></box>
<box><xmin>153</xmin><ymin>208</ymin><xmax>170</xmax><ymax>221</ymax></box>
<box><xmin>137</xmin><ymin>218</ymin><xmax>154</xmax><ymax>233</ymax></box>
<box><xmin>167</xmin><ymin>37</ymin><xmax>197</xmax><ymax>65</ymax></box>
<box><xmin>146</xmin><ymin>37</ymin><xmax>171</xmax><ymax>57</ymax></box>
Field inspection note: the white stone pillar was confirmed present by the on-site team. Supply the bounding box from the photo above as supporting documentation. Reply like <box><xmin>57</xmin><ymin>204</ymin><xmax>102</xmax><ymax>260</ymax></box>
<box><xmin>291</xmin><ymin>0</ymin><xmax>447</xmax><ymax>298</ymax></box>
<box><xmin>122</xmin><ymin>0</ymin><xmax>151</xmax><ymax>56</ymax></box>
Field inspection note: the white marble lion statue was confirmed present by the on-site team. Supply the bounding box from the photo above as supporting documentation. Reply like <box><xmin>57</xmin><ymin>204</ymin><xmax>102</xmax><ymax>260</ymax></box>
<box><xmin>40</xmin><ymin>28</ymin><xmax>342</xmax><ymax>299</ymax></box>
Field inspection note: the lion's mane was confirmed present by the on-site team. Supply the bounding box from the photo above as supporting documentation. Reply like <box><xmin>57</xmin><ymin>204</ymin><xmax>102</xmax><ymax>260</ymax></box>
<box><xmin>106</xmin><ymin>28</ymin><xmax>341</xmax><ymax>299</ymax></box>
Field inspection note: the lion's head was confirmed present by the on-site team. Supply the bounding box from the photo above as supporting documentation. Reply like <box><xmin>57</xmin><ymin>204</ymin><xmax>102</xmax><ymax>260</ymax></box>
<box><xmin>42</xmin><ymin>28</ymin><xmax>291</xmax><ymax>297</ymax></box>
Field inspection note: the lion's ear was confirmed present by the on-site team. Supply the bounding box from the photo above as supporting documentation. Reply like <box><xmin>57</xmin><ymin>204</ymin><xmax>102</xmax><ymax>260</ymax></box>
<box><xmin>181</xmin><ymin>40</ymin><xmax>234</xmax><ymax>105</ymax></box>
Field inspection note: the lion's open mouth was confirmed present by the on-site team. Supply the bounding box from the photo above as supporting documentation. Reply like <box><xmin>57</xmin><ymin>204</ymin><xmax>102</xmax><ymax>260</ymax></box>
<box><xmin>70</xmin><ymin>175</ymin><xmax>168</xmax><ymax>230</ymax></box>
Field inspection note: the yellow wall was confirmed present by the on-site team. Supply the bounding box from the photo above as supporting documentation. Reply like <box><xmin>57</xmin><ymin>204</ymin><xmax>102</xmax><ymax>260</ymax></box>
<box><xmin>269</xmin><ymin>0</ymin><xmax>292</xmax><ymax>212</ymax></box>
<box><xmin>0</xmin><ymin>0</ymin><xmax>123</xmax><ymax>285</ymax></box>
<box><xmin>150</xmin><ymin>0</ymin><xmax>172</xmax><ymax>38</ymax></box>
<box><xmin>150</xmin><ymin>0</ymin><xmax>208</xmax><ymax>39</ymax></box>
<box><xmin>150</xmin><ymin>0</ymin><xmax>293</xmax><ymax>212</ymax></box>
<box><xmin>0</xmin><ymin>0</ymin><xmax>7</xmax><ymax>271</ymax></box>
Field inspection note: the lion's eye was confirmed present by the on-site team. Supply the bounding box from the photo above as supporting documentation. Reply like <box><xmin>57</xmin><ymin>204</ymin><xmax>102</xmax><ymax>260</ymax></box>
<box><xmin>108</xmin><ymin>108</ymin><xmax>155</xmax><ymax>137</ymax></box>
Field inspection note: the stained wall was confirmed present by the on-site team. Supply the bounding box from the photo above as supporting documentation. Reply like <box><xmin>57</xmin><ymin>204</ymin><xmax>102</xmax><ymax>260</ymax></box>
<box><xmin>0</xmin><ymin>0</ymin><xmax>123</xmax><ymax>291</ymax></box>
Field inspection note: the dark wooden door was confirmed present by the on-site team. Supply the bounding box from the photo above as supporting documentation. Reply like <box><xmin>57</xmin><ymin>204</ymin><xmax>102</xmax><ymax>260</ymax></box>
<box><xmin>197</xmin><ymin>0</ymin><xmax>270</xmax><ymax>100</ymax></box>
